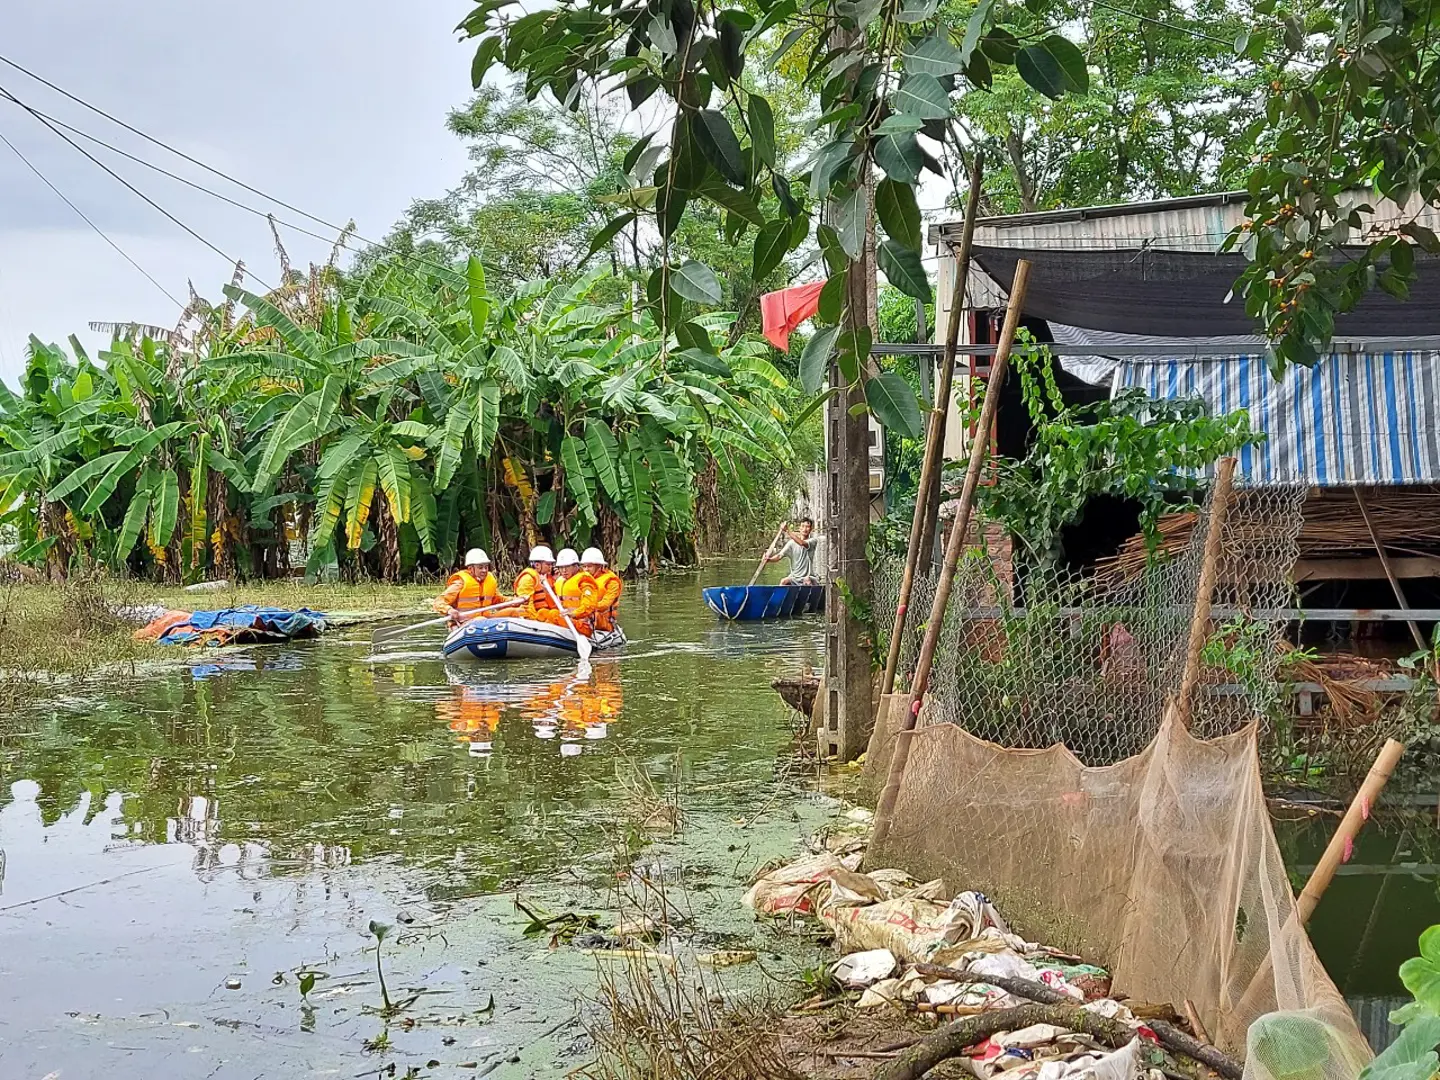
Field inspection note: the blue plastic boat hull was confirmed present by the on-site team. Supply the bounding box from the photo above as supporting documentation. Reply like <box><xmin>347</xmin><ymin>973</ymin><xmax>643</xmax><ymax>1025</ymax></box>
<box><xmin>701</xmin><ymin>584</ymin><xmax>825</xmax><ymax>621</ymax></box>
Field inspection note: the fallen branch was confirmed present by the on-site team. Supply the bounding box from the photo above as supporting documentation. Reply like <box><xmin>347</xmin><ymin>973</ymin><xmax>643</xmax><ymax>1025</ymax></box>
<box><xmin>911</xmin><ymin>963</ymin><xmax>1241</xmax><ymax>1080</ymax></box>
<box><xmin>873</xmin><ymin>1003</ymin><xmax>1143</xmax><ymax>1080</ymax></box>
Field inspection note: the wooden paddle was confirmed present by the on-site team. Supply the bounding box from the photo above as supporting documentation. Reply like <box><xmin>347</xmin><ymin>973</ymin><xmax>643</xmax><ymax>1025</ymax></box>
<box><xmin>375</xmin><ymin>597</ymin><xmax>525</xmax><ymax>640</ymax></box>
<box><xmin>749</xmin><ymin>523</ymin><xmax>789</xmax><ymax>587</ymax></box>
<box><xmin>540</xmin><ymin>575</ymin><xmax>593</xmax><ymax>663</ymax></box>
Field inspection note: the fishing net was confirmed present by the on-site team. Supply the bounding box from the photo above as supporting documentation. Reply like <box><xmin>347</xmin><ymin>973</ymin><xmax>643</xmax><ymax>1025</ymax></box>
<box><xmin>865</xmin><ymin>483</ymin><xmax>1373</xmax><ymax>1077</ymax></box>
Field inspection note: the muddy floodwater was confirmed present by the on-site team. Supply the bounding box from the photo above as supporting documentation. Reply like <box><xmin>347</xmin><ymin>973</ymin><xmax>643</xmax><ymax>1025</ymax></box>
<box><xmin>2</xmin><ymin>567</ymin><xmax>1434</xmax><ymax>1076</ymax></box>
<box><xmin>0</xmin><ymin>565</ymin><xmax>831</xmax><ymax>1079</ymax></box>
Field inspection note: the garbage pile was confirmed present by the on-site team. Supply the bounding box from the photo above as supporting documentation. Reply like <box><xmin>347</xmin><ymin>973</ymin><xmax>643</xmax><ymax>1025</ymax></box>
<box><xmin>744</xmin><ymin>811</ymin><xmax>1222</xmax><ymax>1080</ymax></box>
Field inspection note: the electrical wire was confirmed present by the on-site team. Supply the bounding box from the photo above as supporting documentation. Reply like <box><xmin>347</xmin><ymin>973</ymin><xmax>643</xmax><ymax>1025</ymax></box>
<box><xmin>0</xmin><ymin>85</ymin><xmax>270</xmax><ymax>290</ymax></box>
<box><xmin>0</xmin><ymin>123</ymin><xmax>182</xmax><ymax>308</ymax></box>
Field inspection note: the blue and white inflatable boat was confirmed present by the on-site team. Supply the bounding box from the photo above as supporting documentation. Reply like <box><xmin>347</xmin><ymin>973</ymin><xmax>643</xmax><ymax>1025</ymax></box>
<box><xmin>442</xmin><ymin>616</ymin><xmax>626</xmax><ymax>661</ymax></box>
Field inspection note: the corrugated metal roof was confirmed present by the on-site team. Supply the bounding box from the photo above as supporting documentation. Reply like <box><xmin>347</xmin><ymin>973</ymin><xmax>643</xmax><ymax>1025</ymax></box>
<box><xmin>1114</xmin><ymin>352</ymin><xmax>1440</xmax><ymax>486</ymax></box>
<box><xmin>933</xmin><ymin>191</ymin><xmax>1440</xmax><ymax>311</ymax></box>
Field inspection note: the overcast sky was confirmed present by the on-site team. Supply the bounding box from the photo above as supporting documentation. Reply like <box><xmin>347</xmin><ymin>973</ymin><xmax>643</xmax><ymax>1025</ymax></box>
<box><xmin>0</xmin><ymin>0</ymin><xmax>473</xmax><ymax>384</ymax></box>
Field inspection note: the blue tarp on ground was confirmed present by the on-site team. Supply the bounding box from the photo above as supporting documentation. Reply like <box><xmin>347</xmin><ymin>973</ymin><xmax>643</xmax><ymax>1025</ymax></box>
<box><xmin>156</xmin><ymin>606</ymin><xmax>327</xmax><ymax>646</ymax></box>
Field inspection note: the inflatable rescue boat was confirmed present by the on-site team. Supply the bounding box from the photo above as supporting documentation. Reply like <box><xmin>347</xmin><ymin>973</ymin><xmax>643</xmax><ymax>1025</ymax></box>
<box><xmin>442</xmin><ymin>616</ymin><xmax>627</xmax><ymax>662</ymax></box>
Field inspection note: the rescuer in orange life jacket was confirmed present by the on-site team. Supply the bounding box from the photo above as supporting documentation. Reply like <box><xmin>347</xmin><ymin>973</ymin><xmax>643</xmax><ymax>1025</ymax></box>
<box><xmin>581</xmin><ymin>547</ymin><xmax>622</xmax><ymax>633</ymax></box>
<box><xmin>434</xmin><ymin>548</ymin><xmax>504</xmax><ymax>627</ymax></box>
<box><xmin>512</xmin><ymin>545</ymin><xmax>558</xmax><ymax>614</ymax></box>
<box><xmin>528</xmin><ymin>548</ymin><xmax>598</xmax><ymax>634</ymax></box>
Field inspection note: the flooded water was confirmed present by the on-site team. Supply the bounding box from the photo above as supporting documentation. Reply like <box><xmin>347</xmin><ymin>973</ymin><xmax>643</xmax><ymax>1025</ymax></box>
<box><xmin>0</xmin><ymin>565</ymin><xmax>829</xmax><ymax>1079</ymax></box>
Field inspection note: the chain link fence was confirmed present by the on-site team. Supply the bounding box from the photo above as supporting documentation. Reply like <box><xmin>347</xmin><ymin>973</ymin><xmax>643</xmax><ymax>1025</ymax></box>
<box><xmin>872</xmin><ymin>483</ymin><xmax>1308</xmax><ymax>765</ymax></box>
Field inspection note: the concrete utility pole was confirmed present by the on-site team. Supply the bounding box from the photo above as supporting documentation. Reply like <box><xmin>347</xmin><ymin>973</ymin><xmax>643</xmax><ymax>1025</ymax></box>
<box><xmin>818</xmin><ymin>176</ymin><xmax>879</xmax><ymax>761</ymax></box>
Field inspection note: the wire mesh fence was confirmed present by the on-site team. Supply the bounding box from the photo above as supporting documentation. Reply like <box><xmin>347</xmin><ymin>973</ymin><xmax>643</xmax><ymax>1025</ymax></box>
<box><xmin>872</xmin><ymin>483</ymin><xmax>1308</xmax><ymax>765</ymax></box>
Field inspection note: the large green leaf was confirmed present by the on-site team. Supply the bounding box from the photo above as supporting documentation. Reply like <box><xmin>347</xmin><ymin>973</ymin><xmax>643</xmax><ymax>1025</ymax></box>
<box><xmin>473</xmin><ymin>382</ymin><xmax>502</xmax><ymax>454</ymax></box>
<box><xmin>1016</xmin><ymin>35</ymin><xmax>1088</xmax><ymax>98</ymax></box>
<box><xmin>874</xmin><ymin>131</ymin><xmax>924</xmax><ymax>184</ymax></box>
<box><xmin>584</xmin><ymin>418</ymin><xmax>623</xmax><ymax>501</ymax></box>
<box><xmin>625</xmin><ymin>445</ymin><xmax>653</xmax><ymax>540</ymax></box>
<box><xmin>49</xmin><ymin>450</ymin><xmax>127</xmax><ymax>503</ymax></box>
<box><xmin>700</xmin><ymin>181</ymin><xmax>765</xmax><ymax>226</ymax></box>
<box><xmin>752</xmin><ymin>219</ymin><xmax>793</xmax><ymax>279</ymax></box>
<box><xmin>672</xmin><ymin>260</ymin><xmax>723</xmax><ymax>305</ymax></box>
<box><xmin>222</xmin><ymin>284</ymin><xmax>321</xmax><ymax>359</ymax></box>
<box><xmin>1358</xmin><ymin>1013</ymin><xmax>1440</xmax><ymax>1080</ymax></box>
<box><xmin>435</xmin><ymin>395</ymin><xmax>474</xmax><ymax>491</ymax></box>
<box><xmin>255</xmin><ymin>394</ymin><xmax>319</xmax><ymax>490</ymax></box>
<box><xmin>189</xmin><ymin>432</ymin><xmax>209</xmax><ymax>572</ymax></box>
<box><xmin>694</xmin><ymin>109</ymin><xmax>747</xmax><ymax>186</ymax></box>
<box><xmin>376</xmin><ymin>445</ymin><xmax>413</xmax><ymax>523</ymax></box>
<box><xmin>748</xmin><ymin>94</ymin><xmax>776</xmax><ymax>169</ymax></box>
<box><xmin>1400</xmin><ymin>926</ymin><xmax>1440</xmax><ymax>1013</ymax></box>
<box><xmin>834</xmin><ymin>186</ymin><xmax>866</xmax><ymax>260</ymax></box>
<box><xmin>318</xmin><ymin>433</ymin><xmax>367</xmax><ymax>481</ymax></box>
<box><xmin>562</xmin><ymin>435</ymin><xmax>596</xmax><ymax>524</ymax></box>
<box><xmin>491</xmin><ymin>345</ymin><xmax>530</xmax><ymax>389</ymax></box>
<box><xmin>878</xmin><ymin>240</ymin><xmax>933</xmax><ymax>301</ymax></box>
<box><xmin>902</xmin><ymin>32</ymin><xmax>964</xmax><ymax>76</ymax></box>
<box><xmin>149</xmin><ymin>469</ymin><xmax>180</xmax><ymax>550</ymax></box>
<box><xmin>467</xmin><ymin>255</ymin><xmax>490</xmax><ymax>336</ymax></box>
<box><xmin>116</xmin><ymin>482</ymin><xmax>153</xmax><ymax>560</ymax></box>
<box><xmin>892</xmin><ymin>74</ymin><xmax>952</xmax><ymax>120</ymax></box>
<box><xmin>799</xmin><ymin>326</ymin><xmax>840</xmax><ymax>394</ymax></box>
<box><xmin>865</xmin><ymin>370</ymin><xmax>924</xmax><ymax>438</ymax></box>
<box><xmin>314</xmin><ymin>374</ymin><xmax>343</xmax><ymax>439</ymax></box>
<box><xmin>877</xmin><ymin>178</ymin><xmax>922</xmax><ymax>251</ymax></box>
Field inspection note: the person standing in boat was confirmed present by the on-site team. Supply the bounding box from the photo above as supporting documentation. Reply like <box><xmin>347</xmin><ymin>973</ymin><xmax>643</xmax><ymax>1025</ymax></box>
<box><xmin>513</xmin><ymin>545</ymin><xmax>558</xmax><ymax>615</ymax></box>
<box><xmin>764</xmin><ymin>518</ymin><xmax>821</xmax><ymax>585</ymax></box>
<box><xmin>581</xmin><ymin>547</ymin><xmax>622</xmax><ymax>633</ymax></box>
<box><xmin>434</xmin><ymin>548</ymin><xmax>503</xmax><ymax>626</ymax></box>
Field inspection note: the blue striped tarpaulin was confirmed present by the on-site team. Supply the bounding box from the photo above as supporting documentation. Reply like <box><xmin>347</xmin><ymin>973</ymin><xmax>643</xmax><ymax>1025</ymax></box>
<box><xmin>1113</xmin><ymin>352</ymin><xmax>1440</xmax><ymax>486</ymax></box>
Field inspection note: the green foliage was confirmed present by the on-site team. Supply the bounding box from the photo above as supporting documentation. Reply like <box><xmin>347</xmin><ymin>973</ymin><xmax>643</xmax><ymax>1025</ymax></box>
<box><xmin>0</xmin><ymin>256</ymin><xmax>802</xmax><ymax>581</ymax></box>
<box><xmin>1360</xmin><ymin>925</ymin><xmax>1440</xmax><ymax>1080</ymax></box>
<box><xmin>979</xmin><ymin>343</ymin><xmax>1260</xmax><ymax>564</ymax></box>
<box><xmin>1229</xmin><ymin>0</ymin><xmax>1440</xmax><ymax>370</ymax></box>
<box><xmin>458</xmin><ymin>0</ymin><xmax>1088</xmax><ymax>440</ymax></box>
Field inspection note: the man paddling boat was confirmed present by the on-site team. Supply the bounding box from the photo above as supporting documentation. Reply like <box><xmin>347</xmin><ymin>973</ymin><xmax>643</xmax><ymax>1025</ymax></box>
<box><xmin>434</xmin><ymin>549</ymin><xmax>503</xmax><ymax>626</ymax></box>
<box><xmin>581</xmin><ymin>547</ymin><xmax>622</xmax><ymax>633</ymax></box>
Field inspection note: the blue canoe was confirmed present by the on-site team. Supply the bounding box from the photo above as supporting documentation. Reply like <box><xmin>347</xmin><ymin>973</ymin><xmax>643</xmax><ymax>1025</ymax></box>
<box><xmin>702</xmin><ymin>583</ymin><xmax>825</xmax><ymax>621</ymax></box>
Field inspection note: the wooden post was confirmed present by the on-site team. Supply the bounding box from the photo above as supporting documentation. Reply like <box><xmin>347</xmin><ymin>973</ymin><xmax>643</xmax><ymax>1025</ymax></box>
<box><xmin>1354</xmin><ymin>487</ymin><xmax>1428</xmax><ymax>652</ymax></box>
<box><xmin>817</xmin><ymin>163</ymin><xmax>878</xmax><ymax>762</ymax></box>
<box><xmin>877</xmin><ymin>156</ymin><xmax>984</xmax><ymax>700</ymax></box>
<box><xmin>1171</xmin><ymin>456</ymin><xmax>1238</xmax><ymax>731</ymax></box>
<box><xmin>870</xmin><ymin>259</ymin><xmax>1031</xmax><ymax>852</ymax></box>
<box><xmin>1296</xmin><ymin>738</ymin><xmax>1405</xmax><ymax>925</ymax></box>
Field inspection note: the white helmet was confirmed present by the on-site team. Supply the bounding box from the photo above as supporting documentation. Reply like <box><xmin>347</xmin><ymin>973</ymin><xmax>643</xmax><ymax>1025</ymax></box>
<box><xmin>529</xmin><ymin>545</ymin><xmax>555</xmax><ymax>563</ymax></box>
<box><xmin>581</xmin><ymin>547</ymin><xmax>606</xmax><ymax>566</ymax></box>
<box><xmin>464</xmin><ymin>548</ymin><xmax>490</xmax><ymax>565</ymax></box>
<box><xmin>555</xmin><ymin>548</ymin><xmax>580</xmax><ymax>568</ymax></box>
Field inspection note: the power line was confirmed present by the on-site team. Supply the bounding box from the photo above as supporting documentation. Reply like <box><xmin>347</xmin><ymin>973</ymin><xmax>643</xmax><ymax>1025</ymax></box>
<box><xmin>0</xmin><ymin>50</ymin><xmax>356</xmax><ymax>242</ymax></box>
<box><xmin>0</xmin><ymin>87</ymin><xmax>358</xmax><ymax>255</ymax></box>
<box><xmin>0</xmin><ymin>123</ymin><xmax>182</xmax><ymax>308</ymax></box>
<box><xmin>0</xmin><ymin>61</ymin><xmax>507</xmax><ymax>284</ymax></box>
<box><xmin>1088</xmin><ymin>0</ymin><xmax>1319</xmax><ymax>69</ymax></box>
<box><xmin>0</xmin><ymin>84</ymin><xmax>268</xmax><ymax>290</ymax></box>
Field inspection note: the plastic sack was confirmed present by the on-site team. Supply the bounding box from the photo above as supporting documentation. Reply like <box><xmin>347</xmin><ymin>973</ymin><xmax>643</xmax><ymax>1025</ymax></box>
<box><xmin>743</xmin><ymin>852</ymin><xmax>883</xmax><ymax>916</ymax></box>
<box><xmin>831</xmin><ymin>948</ymin><xmax>898</xmax><ymax>988</ymax></box>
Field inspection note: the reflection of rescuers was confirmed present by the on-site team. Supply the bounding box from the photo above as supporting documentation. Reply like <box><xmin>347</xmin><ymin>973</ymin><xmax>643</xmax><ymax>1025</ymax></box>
<box><xmin>581</xmin><ymin>547</ymin><xmax>622</xmax><ymax>632</ymax></box>
<box><xmin>434</xmin><ymin>549</ymin><xmax>504</xmax><ymax>626</ymax></box>
<box><xmin>764</xmin><ymin>518</ymin><xmax>821</xmax><ymax>585</ymax></box>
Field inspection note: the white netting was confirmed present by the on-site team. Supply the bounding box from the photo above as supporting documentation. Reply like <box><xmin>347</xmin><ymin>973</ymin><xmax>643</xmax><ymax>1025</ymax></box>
<box><xmin>863</xmin><ymin>483</ymin><xmax>1372</xmax><ymax>1079</ymax></box>
<box><xmin>872</xmin><ymin>484</ymin><xmax>1308</xmax><ymax>763</ymax></box>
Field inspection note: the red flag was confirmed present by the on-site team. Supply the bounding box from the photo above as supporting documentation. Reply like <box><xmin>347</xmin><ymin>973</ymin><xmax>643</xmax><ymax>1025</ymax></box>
<box><xmin>760</xmin><ymin>280</ymin><xmax>827</xmax><ymax>352</ymax></box>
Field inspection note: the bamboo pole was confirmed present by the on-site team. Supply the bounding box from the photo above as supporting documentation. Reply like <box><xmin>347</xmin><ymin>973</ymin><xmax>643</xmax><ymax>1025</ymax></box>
<box><xmin>1296</xmin><ymin>737</ymin><xmax>1405</xmax><ymax>925</ymax></box>
<box><xmin>1354</xmin><ymin>487</ymin><xmax>1428</xmax><ymax>652</ymax></box>
<box><xmin>1171</xmin><ymin>456</ymin><xmax>1237</xmax><ymax>731</ymax></box>
<box><xmin>877</xmin><ymin>154</ymin><xmax>985</xmax><ymax>699</ymax></box>
<box><xmin>870</xmin><ymin>259</ymin><xmax>1031</xmax><ymax>853</ymax></box>
<box><xmin>749</xmin><ymin>523</ymin><xmax>789</xmax><ymax>587</ymax></box>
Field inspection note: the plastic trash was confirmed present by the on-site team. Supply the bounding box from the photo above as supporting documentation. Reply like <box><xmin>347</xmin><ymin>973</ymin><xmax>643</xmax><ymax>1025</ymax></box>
<box><xmin>742</xmin><ymin>852</ymin><xmax>885</xmax><ymax>916</ymax></box>
<box><xmin>830</xmin><ymin>948</ymin><xmax>898</xmax><ymax>988</ymax></box>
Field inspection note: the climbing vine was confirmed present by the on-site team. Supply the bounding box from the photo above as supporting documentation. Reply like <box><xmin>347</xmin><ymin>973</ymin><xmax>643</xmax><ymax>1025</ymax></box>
<box><xmin>979</xmin><ymin>344</ymin><xmax>1261</xmax><ymax>564</ymax></box>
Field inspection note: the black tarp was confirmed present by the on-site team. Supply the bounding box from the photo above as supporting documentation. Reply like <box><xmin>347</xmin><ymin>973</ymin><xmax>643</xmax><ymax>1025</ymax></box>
<box><xmin>971</xmin><ymin>246</ymin><xmax>1440</xmax><ymax>336</ymax></box>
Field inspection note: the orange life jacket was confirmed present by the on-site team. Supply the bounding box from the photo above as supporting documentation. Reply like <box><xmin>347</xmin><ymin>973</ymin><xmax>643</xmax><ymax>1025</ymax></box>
<box><xmin>435</xmin><ymin>568</ymin><xmax>501</xmax><ymax>614</ymax></box>
<box><xmin>591</xmin><ymin>570</ymin><xmax>622</xmax><ymax>631</ymax></box>
<box><xmin>559</xmin><ymin>570</ymin><xmax>599</xmax><ymax>628</ymax></box>
<box><xmin>513</xmin><ymin>566</ymin><xmax>557</xmax><ymax>610</ymax></box>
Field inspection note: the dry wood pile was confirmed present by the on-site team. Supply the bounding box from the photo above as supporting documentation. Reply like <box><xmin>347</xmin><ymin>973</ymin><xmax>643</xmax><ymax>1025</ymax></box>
<box><xmin>1094</xmin><ymin>487</ymin><xmax>1440</xmax><ymax>585</ymax></box>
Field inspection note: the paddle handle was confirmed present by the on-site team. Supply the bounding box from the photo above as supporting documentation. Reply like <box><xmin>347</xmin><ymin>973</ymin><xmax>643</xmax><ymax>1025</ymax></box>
<box><xmin>382</xmin><ymin>597</ymin><xmax>524</xmax><ymax>639</ymax></box>
<box><xmin>540</xmin><ymin>576</ymin><xmax>593</xmax><ymax>662</ymax></box>
<box><xmin>749</xmin><ymin>524</ymin><xmax>789</xmax><ymax>587</ymax></box>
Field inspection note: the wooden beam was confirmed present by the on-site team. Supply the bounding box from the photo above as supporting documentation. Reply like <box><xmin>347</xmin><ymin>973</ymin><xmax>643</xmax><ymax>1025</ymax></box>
<box><xmin>1294</xmin><ymin>555</ymin><xmax>1440</xmax><ymax>581</ymax></box>
<box><xmin>1355</xmin><ymin>488</ymin><xmax>1428</xmax><ymax>651</ymax></box>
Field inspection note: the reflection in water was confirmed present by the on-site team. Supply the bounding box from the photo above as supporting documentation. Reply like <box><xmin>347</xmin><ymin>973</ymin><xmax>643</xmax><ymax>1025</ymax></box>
<box><xmin>438</xmin><ymin>661</ymin><xmax>623</xmax><ymax>756</ymax></box>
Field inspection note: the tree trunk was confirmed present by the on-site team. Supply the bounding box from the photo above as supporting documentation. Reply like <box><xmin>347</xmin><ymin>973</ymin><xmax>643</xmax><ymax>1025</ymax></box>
<box><xmin>1005</xmin><ymin>128</ymin><xmax>1038</xmax><ymax>213</ymax></box>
